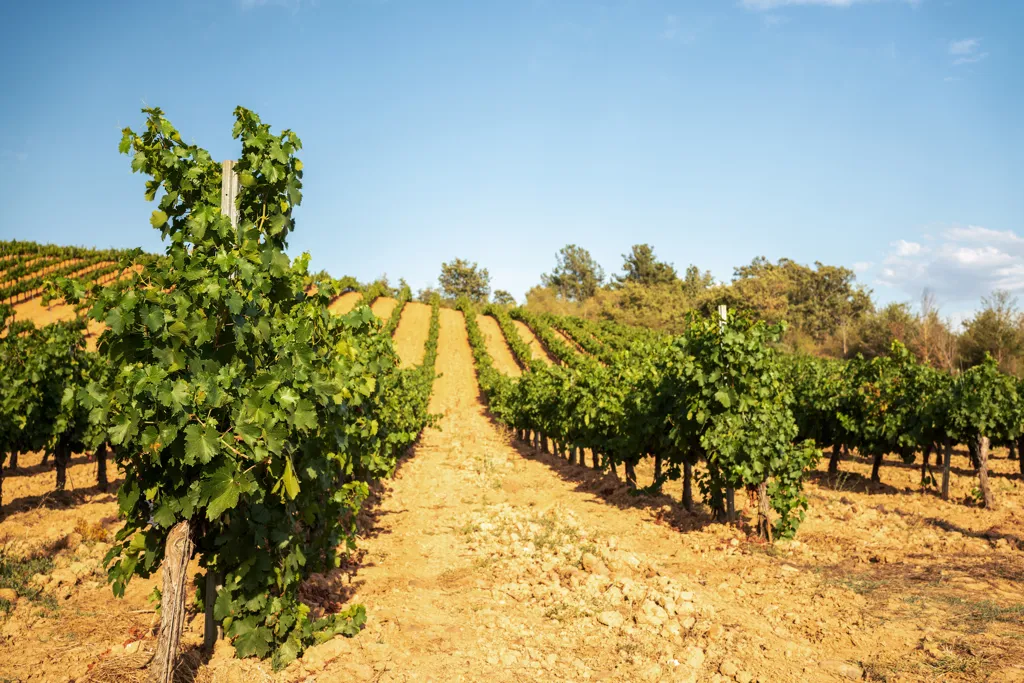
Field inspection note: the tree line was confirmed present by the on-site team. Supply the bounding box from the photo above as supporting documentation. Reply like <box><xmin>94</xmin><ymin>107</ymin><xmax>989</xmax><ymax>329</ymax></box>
<box><xmin>428</xmin><ymin>244</ymin><xmax>1024</xmax><ymax>375</ymax></box>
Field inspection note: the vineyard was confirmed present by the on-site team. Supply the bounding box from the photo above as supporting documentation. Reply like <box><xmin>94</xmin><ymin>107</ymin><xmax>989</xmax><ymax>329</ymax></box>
<box><xmin>0</xmin><ymin>108</ymin><xmax>1022</xmax><ymax>683</ymax></box>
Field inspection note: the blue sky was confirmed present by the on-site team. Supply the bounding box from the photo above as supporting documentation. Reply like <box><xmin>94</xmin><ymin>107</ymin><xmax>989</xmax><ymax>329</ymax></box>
<box><xmin>1</xmin><ymin>0</ymin><xmax>1020</xmax><ymax>318</ymax></box>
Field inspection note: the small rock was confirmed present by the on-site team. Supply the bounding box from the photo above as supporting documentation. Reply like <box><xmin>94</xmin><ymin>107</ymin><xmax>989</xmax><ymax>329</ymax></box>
<box><xmin>0</xmin><ymin>588</ymin><xmax>18</xmax><ymax>603</ymax></box>
<box><xmin>63</xmin><ymin>532</ymin><xmax>83</xmax><ymax>553</ymax></box>
<box><xmin>675</xmin><ymin>646</ymin><xmax>705</xmax><ymax>683</ymax></box>
<box><xmin>69</xmin><ymin>561</ymin><xmax>91</xmax><ymax>578</ymax></box>
<box><xmin>124</xmin><ymin>641</ymin><xmax>141</xmax><ymax>655</ymax></box>
<box><xmin>820</xmin><ymin>659</ymin><xmax>864</xmax><ymax>681</ymax></box>
<box><xmin>737</xmin><ymin>670</ymin><xmax>753</xmax><ymax>683</ymax></box>
<box><xmin>597</xmin><ymin>611</ymin><xmax>624</xmax><ymax>628</ymax></box>
<box><xmin>302</xmin><ymin>637</ymin><xmax>352</xmax><ymax>671</ymax></box>
<box><xmin>719</xmin><ymin>659</ymin><xmax>739</xmax><ymax>677</ymax></box>
<box><xmin>641</xmin><ymin>613</ymin><xmax>664</xmax><ymax>628</ymax></box>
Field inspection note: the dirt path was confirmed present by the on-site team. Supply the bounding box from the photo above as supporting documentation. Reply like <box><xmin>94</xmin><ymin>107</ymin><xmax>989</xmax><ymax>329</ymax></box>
<box><xmin>392</xmin><ymin>301</ymin><xmax>432</xmax><ymax>369</ymax></box>
<box><xmin>371</xmin><ymin>296</ymin><xmax>399</xmax><ymax>324</ymax></box>
<box><xmin>302</xmin><ymin>311</ymin><xmax>1024</xmax><ymax>683</ymax></box>
<box><xmin>329</xmin><ymin>291</ymin><xmax>362</xmax><ymax>315</ymax></box>
<box><xmin>291</xmin><ymin>308</ymin><xmax>711</xmax><ymax>682</ymax></box>
<box><xmin>512</xmin><ymin>320</ymin><xmax>554</xmax><ymax>366</ymax></box>
<box><xmin>477</xmin><ymin>314</ymin><xmax>521</xmax><ymax>376</ymax></box>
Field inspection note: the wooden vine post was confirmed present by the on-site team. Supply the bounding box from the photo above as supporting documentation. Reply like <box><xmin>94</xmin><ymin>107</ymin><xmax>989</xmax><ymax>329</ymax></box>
<box><xmin>977</xmin><ymin>435</ymin><xmax>993</xmax><ymax>508</ymax></box>
<box><xmin>150</xmin><ymin>161</ymin><xmax>237</xmax><ymax>681</ymax></box>
<box><xmin>941</xmin><ymin>437</ymin><xmax>953</xmax><ymax>500</ymax></box>
<box><xmin>150</xmin><ymin>521</ymin><xmax>194</xmax><ymax>683</ymax></box>
<box><xmin>718</xmin><ymin>304</ymin><xmax>737</xmax><ymax>524</ymax></box>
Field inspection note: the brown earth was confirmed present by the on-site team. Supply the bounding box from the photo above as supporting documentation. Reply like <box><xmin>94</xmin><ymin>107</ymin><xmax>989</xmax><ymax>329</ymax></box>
<box><xmin>391</xmin><ymin>301</ymin><xmax>432</xmax><ymax>369</ymax></box>
<box><xmin>513</xmin><ymin>319</ymin><xmax>555</xmax><ymax>365</ymax></box>
<box><xmin>8</xmin><ymin>264</ymin><xmax>140</xmax><ymax>350</ymax></box>
<box><xmin>371</xmin><ymin>296</ymin><xmax>399</xmax><ymax>324</ymax></box>
<box><xmin>1</xmin><ymin>305</ymin><xmax>1023</xmax><ymax>682</ymax></box>
<box><xmin>328</xmin><ymin>291</ymin><xmax>362</xmax><ymax>315</ymax></box>
<box><xmin>11</xmin><ymin>295</ymin><xmax>107</xmax><ymax>349</ymax></box>
<box><xmin>477</xmin><ymin>314</ymin><xmax>522</xmax><ymax>377</ymax></box>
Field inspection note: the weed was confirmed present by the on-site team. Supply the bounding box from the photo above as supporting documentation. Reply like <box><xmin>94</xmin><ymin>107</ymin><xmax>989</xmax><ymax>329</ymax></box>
<box><xmin>472</xmin><ymin>556</ymin><xmax>497</xmax><ymax>570</ymax></box>
<box><xmin>0</xmin><ymin>551</ymin><xmax>58</xmax><ymax>616</ymax></box>
<box><xmin>543</xmin><ymin>601</ymin><xmax>582</xmax><ymax>622</ymax></box>
<box><xmin>73</xmin><ymin>518</ymin><xmax>109</xmax><ymax>543</ymax></box>
<box><xmin>924</xmin><ymin>640</ymin><xmax>988</xmax><ymax>676</ymax></box>
<box><xmin>833</xmin><ymin>472</ymin><xmax>853</xmax><ymax>492</ymax></box>
<box><xmin>938</xmin><ymin>596</ymin><xmax>1024</xmax><ymax>625</ymax></box>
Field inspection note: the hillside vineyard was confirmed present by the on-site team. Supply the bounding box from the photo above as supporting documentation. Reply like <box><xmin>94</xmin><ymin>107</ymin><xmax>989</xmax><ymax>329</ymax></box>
<box><xmin>0</xmin><ymin>108</ymin><xmax>1022</xmax><ymax>683</ymax></box>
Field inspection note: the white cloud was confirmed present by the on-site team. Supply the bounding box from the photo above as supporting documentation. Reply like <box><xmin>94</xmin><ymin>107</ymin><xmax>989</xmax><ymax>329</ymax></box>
<box><xmin>948</xmin><ymin>37</ymin><xmax>988</xmax><ymax>65</ymax></box>
<box><xmin>853</xmin><ymin>261</ymin><xmax>873</xmax><ymax>274</ymax></box>
<box><xmin>875</xmin><ymin>225</ymin><xmax>1024</xmax><ymax>306</ymax></box>
<box><xmin>948</xmin><ymin>38</ymin><xmax>978</xmax><ymax>55</ymax></box>
<box><xmin>893</xmin><ymin>239</ymin><xmax>922</xmax><ymax>256</ymax></box>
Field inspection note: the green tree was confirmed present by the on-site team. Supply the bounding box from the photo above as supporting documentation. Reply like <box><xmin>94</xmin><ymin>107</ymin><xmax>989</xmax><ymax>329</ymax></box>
<box><xmin>720</xmin><ymin>257</ymin><xmax>871</xmax><ymax>346</ymax></box>
<box><xmin>60</xmin><ymin>107</ymin><xmax>416</xmax><ymax>670</ymax></box>
<box><xmin>541</xmin><ymin>244</ymin><xmax>604</xmax><ymax>301</ymax></box>
<box><xmin>680</xmin><ymin>265</ymin><xmax>715</xmax><ymax>298</ymax></box>
<box><xmin>613</xmin><ymin>244</ymin><xmax>678</xmax><ymax>287</ymax></box>
<box><xmin>959</xmin><ymin>291</ymin><xmax>1024</xmax><ymax>374</ymax></box>
<box><xmin>492</xmin><ymin>289</ymin><xmax>516</xmax><ymax>306</ymax></box>
<box><xmin>850</xmin><ymin>302</ymin><xmax>919</xmax><ymax>359</ymax></box>
<box><xmin>416</xmin><ymin>286</ymin><xmax>440</xmax><ymax>303</ymax></box>
<box><xmin>439</xmin><ymin>258</ymin><xmax>491</xmax><ymax>302</ymax></box>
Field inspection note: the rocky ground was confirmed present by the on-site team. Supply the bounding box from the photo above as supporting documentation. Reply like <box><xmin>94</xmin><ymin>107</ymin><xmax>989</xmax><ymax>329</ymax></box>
<box><xmin>0</xmin><ymin>306</ymin><xmax>1022</xmax><ymax>682</ymax></box>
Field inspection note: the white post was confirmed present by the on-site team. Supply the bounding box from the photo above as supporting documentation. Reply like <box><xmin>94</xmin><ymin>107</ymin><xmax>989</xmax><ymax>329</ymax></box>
<box><xmin>220</xmin><ymin>160</ymin><xmax>239</xmax><ymax>230</ymax></box>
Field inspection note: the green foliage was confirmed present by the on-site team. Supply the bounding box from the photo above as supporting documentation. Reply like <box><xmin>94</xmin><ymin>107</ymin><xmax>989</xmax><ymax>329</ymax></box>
<box><xmin>715</xmin><ymin>257</ymin><xmax>871</xmax><ymax>344</ymax></box>
<box><xmin>540</xmin><ymin>245</ymin><xmax>604</xmax><ymax>302</ymax></box>
<box><xmin>665</xmin><ymin>315</ymin><xmax>820</xmax><ymax>536</ymax></box>
<box><xmin>467</xmin><ymin>301</ymin><xmax>820</xmax><ymax>540</ymax></box>
<box><xmin>439</xmin><ymin>258</ymin><xmax>490</xmax><ymax>302</ymax></box>
<box><xmin>0</xmin><ymin>241</ymin><xmax>143</xmax><ymax>305</ymax></box>
<box><xmin>612</xmin><ymin>244</ymin><xmax>677</xmax><ymax>287</ymax></box>
<box><xmin>958</xmin><ymin>291</ymin><xmax>1024</xmax><ymax>375</ymax></box>
<box><xmin>48</xmin><ymin>107</ymin><xmax>436</xmax><ymax>667</ymax></box>
<box><xmin>492</xmin><ymin>289</ymin><xmax>516</xmax><ymax>306</ymax></box>
<box><xmin>0</xmin><ymin>315</ymin><xmax>104</xmax><ymax>508</ymax></box>
<box><xmin>381</xmin><ymin>284</ymin><xmax>412</xmax><ymax>338</ymax></box>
